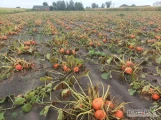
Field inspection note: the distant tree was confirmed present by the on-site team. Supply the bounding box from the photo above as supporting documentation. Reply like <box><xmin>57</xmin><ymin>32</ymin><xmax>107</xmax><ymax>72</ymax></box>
<box><xmin>153</xmin><ymin>1</ymin><xmax>161</xmax><ymax>6</ymax></box>
<box><xmin>131</xmin><ymin>4</ymin><xmax>136</xmax><ymax>7</ymax></box>
<box><xmin>91</xmin><ymin>3</ymin><xmax>99</xmax><ymax>8</ymax></box>
<box><xmin>101</xmin><ymin>3</ymin><xmax>105</xmax><ymax>8</ymax></box>
<box><xmin>56</xmin><ymin>1</ymin><xmax>66</xmax><ymax>10</ymax></box>
<box><xmin>120</xmin><ymin>4</ymin><xmax>129</xmax><ymax>7</ymax></box>
<box><xmin>66</xmin><ymin>1</ymin><xmax>69</xmax><ymax>10</ymax></box>
<box><xmin>75</xmin><ymin>2</ymin><xmax>84</xmax><ymax>10</ymax></box>
<box><xmin>16</xmin><ymin>7</ymin><xmax>20</xmax><ymax>8</ymax></box>
<box><xmin>51</xmin><ymin>0</ymin><xmax>85</xmax><ymax>11</ymax></box>
<box><xmin>91</xmin><ymin>3</ymin><xmax>96</xmax><ymax>8</ymax></box>
<box><xmin>52</xmin><ymin>2</ymin><xmax>57</xmax><ymax>10</ymax></box>
<box><xmin>105</xmin><ymin>1</ymin><xmax>112</xmax><ymax>8</ymax></box>
<box><xmin>86</xmin><ymin>6</ymin><xmax>91</xmax><ymax>9</ymax></box>
<box><xmin>68</xmin><ymin>0</ymin><xmax>75</xmax><ymax>10</ymax></box>
<box><xmin>43</xmin><ymin>2</ymin><xmax>48</xmax><ymax>6</ymax></box>
<box><xmin>49</xmin><ymin>6</ymin><xmax>54</xmax><ymax>10</ymax></box>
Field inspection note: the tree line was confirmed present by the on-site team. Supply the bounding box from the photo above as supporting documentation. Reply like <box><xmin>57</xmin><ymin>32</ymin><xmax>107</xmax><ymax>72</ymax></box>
<box><xmin>42</xmin><ymin>0</ymin><xmax>112</xmax><ymax>11</ymax></box>
<box><xmin>43</xmin><ymin>0</ymin><xmax>84</xmax><ymax>10</ymax></box>
<box><xmin>91</xmin><ymin>1</ymin><xmax>112</xmax><ymax>8</ymax></box>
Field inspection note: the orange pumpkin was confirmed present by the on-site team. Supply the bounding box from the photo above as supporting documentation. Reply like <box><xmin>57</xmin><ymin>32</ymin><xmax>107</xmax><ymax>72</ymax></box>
<box><xmin>114</xmin><ymin>110</ymin><xmax>124</xmax><ymax>119</ymax></box>
<box><xmin>121</xmin><ymin>65</ymin><xmax>126</xmax><ymax>71</ymax></box>
<box><xmin>24</xmin><ymin>41</ymin><xmax>31</xmax><ymax>46</ymax></box>
<box><xmin>105</xmin><ymin>101</ymin><xmax>114</xmax><ymax>109</ymax></box>
<box><xmin>130</xmin><ymin>34</ymin><xmax>135</xmax><ymax>39</ymax></box>
<box><xmin>152</xmin><ymin>93</ymin><xmax>160</xmax><ymax>100</ymax></box>
<box><xmin>72</xmin><ymin>50</ymin><xmax>76</xmax><ymax>55</ymax></box>
<box><xmin>60</xmin><ymin>48</ymin><xmax>65</xmax><ymax>53</ymax></box>
<box><xmin>136</xmin><ymin>46</ymin><xmax>144</xmax><ymax>51</ymax></box>
<box><xmin>97</xmin><ymin>42</ymin><xmax>101</xmax><ymax>46</ymax></box>
<box><xmin>31</xmin><ymin>40</ymin><xmax>36</xmax><ymax>45</ymax></box>
<box><xmin>124</xmin><ymin>67</ymin><xmax>133</xmax><ymax>74</ymax></box>
<box><xmin>125</xmin><ymin>61</ymin><xmax>134</xmax><ymax>67</ymax></box>
<box><xmin>66</xmin><ymin>50</ymin><xmax>70</xmax><ymax>55</ymax></box>
<box><xmin>94</xmin><ymin>110</ymin><xmax>106</xmax><ymax>120</ymax></box>
<box><xmin>103</xmin><ymin>38</ymin><xmax>107</xmax><ymax>43</ymax></box>
<box><xmin>89</xmin><ymin>42</ymin><xmax>93</xmax><ymax>46</ymax></box>
<box><xmin>24</xmin><ymin>46</ymin><xmax>30</xmax><ymax>50</ymax></box>
<box><xmin>2</xmin><ymin>36</ymin><xmax>7</xmax><ymax>40</ymax></box>
<box><xmin>92</xmin><ymin>98</ymin><xmax>104</xmax><ymax>110</ymax></box>
<box><xmin>73</xmin><ymin>67</ymin><xmax>79</xmax><ymax>73</ymax></box>
<box><xmin>53</xmin><ymin>63</ymin><xmax>59</xmax><ymax>69</ymax></box>
<box><xmin>63</xmin><ymin>65</ymin><xmax>68</xmax><ymax>71</ymax></box>
<box><xmin>128</xmin><ymin>45</ymin><xmax>134</xmax><ymax>49</ymax></box>
<box><xmin>15</xmin><ymin>64</ymin><xmax>23</xmax><ymax>71</ymax></box>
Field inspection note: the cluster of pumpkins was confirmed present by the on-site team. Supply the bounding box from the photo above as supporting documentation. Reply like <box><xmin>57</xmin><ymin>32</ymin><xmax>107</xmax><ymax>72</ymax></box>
<box><xmin>92</xmin><ymin>98</ymin><xmax>124</xmax><ymax>120</ymax></box>
<box><xmin>121</xmin><ymin>61</ymin><xmax>134</xmax><ymax>75</ymax></box>
<box><xmin>24</xmin><ymin>40</ymin><xmax>36</xmax><ymax>50</ymax></box>
<box><xmin>53</xmin><ymin>63</ymin><xmax>81</xmax><ymax>73</ymax></box>
<box><xmin>59</xmin><ymin>48</ymin><xmax>76</xmax><ymax>55</ymax></box>
<box><xmin>15</xmin><ymin>62</ymin><xmax>34</xmax><ymax>71</ymax></box>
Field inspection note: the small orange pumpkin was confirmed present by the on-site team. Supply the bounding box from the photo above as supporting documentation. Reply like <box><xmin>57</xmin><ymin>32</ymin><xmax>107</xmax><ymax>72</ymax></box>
<box><xmin>124</xmin><ymin>67</ymin><xmax>133</xmax><ymax>74</ymax></box>
<box><xmin>73</xmin><ymin>67</ymin><xmax>79</xmax><ymax>73</ymax></box>
<box><xmin>92</xmin><ymin>98</ymin><xmax>104</xmax><ymax>110</ymax></box>
<box><xmin>136</xmin><ymin>46</ymin><xmax>144</xmax><ymax>51</ymax></box>
<box><xmin>152</xmin><ymin>93</ymin><xmax>160</xmax><ymax>100</ymax></box>
<box><xmin>105</xmin><ymin>101</ymin><xmax>114</xmax><ymax>109</ymax></box>
<box><xmin>94</xmin><ymin>110</ymin><xmax>106</xmax><ymax>120</ymax></box>
<box><xmin>125</xmin><ymin>61</ymin><xmax>134</xmax><ymax>67</ymax></box>
<box><xmin>60</xmin><ymin>48</ymin><xmax>65</xmax><ymax>53</ymax></box>
<box><xmin>114</xmin><ymin>110</ymin><xmax>124</xmax><ymax>119</ymax></box>
<box><xmin>24</xmin><ymin>46</ymin><xmax>30</xmax><ymax>50</ymax></box>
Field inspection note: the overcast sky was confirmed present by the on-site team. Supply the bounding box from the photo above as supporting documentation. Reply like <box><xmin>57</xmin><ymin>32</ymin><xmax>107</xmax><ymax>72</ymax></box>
<box><xmin>0</xmin><ymin>0</ymin><xmax>157</xmax><ymax>8</ymax></box>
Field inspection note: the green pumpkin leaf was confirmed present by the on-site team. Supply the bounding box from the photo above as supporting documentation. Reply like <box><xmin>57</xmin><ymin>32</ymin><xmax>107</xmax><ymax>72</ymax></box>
<box><xmin>131</xmin><ymin>73</ymin><xmax>137</xmax><ymax>81</ymax></box>
<box><xmin>25</xmin><ymin>91</ymin><xmax>35</xmax><ymax>101</ymax></box>
<box><xmin>156</xmin><ymin>56</ymin><xmax>161</xmax><ymax>64</ymax></box>
<box><xmin>141</xmin><ymin>74</ymin><xmax>145</xmax><ymax>78</ymax></box>
<box><xmin>0</xmin><ymin>98</ymin><xmax>6</xmax><ymax>104</ymax></box>
<box><xmin>82</xmin><ymin>70</ymin><xmax>89</xmax><ymax>77</ymax></box>
<box><xmin>30</xmin><ymin>96</ymin><xmax>38</xmax><ymax>104</ymax></box>
<box><xmin>107</xmin><ymin>57</ymin><xmax>113</xmax><ymax>65</ymax></box>
<box><xmin>40</xmin><ymin>77</ymin><xmax>46</xmax><ymax>81</ymax></box>
<box><xmin>141</xmin><ymin>85</ymin><xmax>150</xmax><ymax>93</ymax></box>
<box><xmin>57</xmin><ymin>109</ymin><xmax>64</xmax><ymax>120</ymax></box>
<box><xmin>46</xmin><ymin>88</ymin><xmax>52</xmax><ymax>93</ymax></box>
<box><xmin>101</xmin><ymin>72</ymin><xmax>110</xmax><ymax>80</ymax></box>
<box><xmin>101</xmin><ymin>53</ymin><xmax>106</xmax><ymax>57</ymax></box>
<box><xmin>100</xmin><ymin>66</ymin><xmax>105</xmax><ymax>72</ymax></box>
<box><xmin>46</xmin><ymin>53</ymin><xmax>51</xmax><ymax>60</ymax></box>
<box><xmin>128</xmin><ymin>89</ymin><xmax>136</xmax><ymax>95</ymax></box>
<box><xmin>0</xmin><ymin>112</ymin><xmax>4</xmax><ymax>120</ymax></box>
<box><xmin>95</xmin><ymin>51</ymin><xmax>101</xmax><ymax>56</ymax></box>
<box><xmin>46</xmin><ymin>83</ymin><xmax>53</xmax><ymax>88</ymax></box>
<box><xmin>50</xmin><ymin>57</ymin><xmax>58</xmax><ymax>63</ymax></box>
<box><xmin>28</xmin><ymin>47</ymin><xmax>33</xmax><ymax>53</ymax></box>
<box><xmin>45</xmin><ymin>76</ymin><xmax>53</xmax><ymax>81</ymax></box>
<box><xmin>61</xmin><ymin>89</ymin><xmax>71</xmax><ymax>98</ymax></box>
<box><xmin>40</xmin><ymin>106</ymin><xmax>50</xmax><ymax>117</ymax></box>
<box><xmin>14</xmin><ymin>97</ymin><xmax>26</xmax><ymax>105</ymax></box>
<box><xmin>21</xmin><ymin>103</ymin><xmax>32</xmax><ymax>113</ymax></box>
<box><xmin>156</xmin><ymin>67</ymin><xmax>161</xmax><ymax>76</ymax></box>
<box><xmin>132</xmin><ymin>82</ymin><xmax>141</xmax><ymax>90</ymax></box>
<box><xmin>143</xmin><ymin>50</ymin><xmax>148</xmax><ymax>56</ymax></box>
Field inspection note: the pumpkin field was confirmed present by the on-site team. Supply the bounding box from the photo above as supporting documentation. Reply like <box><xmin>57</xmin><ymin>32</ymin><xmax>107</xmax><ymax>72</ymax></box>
<box><xmin>0</xmin><ymin>11</ymin><xmax>161</xmax><ymax>120</ymax></box>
